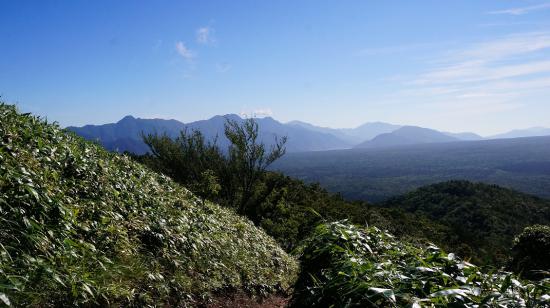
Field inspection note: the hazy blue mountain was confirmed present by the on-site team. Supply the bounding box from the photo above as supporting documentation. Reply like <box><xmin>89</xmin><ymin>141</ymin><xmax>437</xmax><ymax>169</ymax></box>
<box><xmin>354</xmin><ymin>126</ymin><xmax>459</xmax><ymax>149</ymax></box>
<box><xmin>67</xmin><ymin>116</ymin><xmax>187</xmax><ymax>154</ymax></box>
<box><xmin>489</xmin><ymin>127</ymin><xmax>550</xmax><ymax>139</ymax></box>
<box><xmin>444</xmin><ymin>131</ymin><xmax>484</xmax><ymax>141</ymax></box>
<box><xmin>200</xmin><ymin>116</ymin><xmax>354</xmax><ymax>152</ymax></box>
<box><xmin>67</xmin><ymin>114</ymin><xmax>353</xmax><ymax>154</ymax></box>
<box><xmin>340</xmin><ymin>122</ymin><xmax>402</xmax><ymax>143</ymax></box>
<box><xmin>287</xmin><ymin>120</ymin><xmax>401</xmax><ymax>144</ymax></box>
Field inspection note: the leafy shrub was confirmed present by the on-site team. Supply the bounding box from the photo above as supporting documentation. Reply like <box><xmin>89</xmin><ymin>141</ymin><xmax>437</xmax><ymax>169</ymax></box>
<box><xmin>292</xmin><ymin>221</ymin><xmax>550</xmax><ymax>307</ymax></box>
<box><xmin>0</xmin><ymin>104</ymin><xmax>298</xmax><ymax>306</ymax></box>
<box><xmin>142</xmin><ymin>117</ymin><xmax>286</xmax><ymax>216</ymax></box>
<box><xmin>139</xmin><ymin>121</ymin><xmax>374</xmax><ymax>251</ymax></box>
<box><xmin>510</xmin><ymin>225</ymin><xmax>550</xmax><ymax>280</ymax></box>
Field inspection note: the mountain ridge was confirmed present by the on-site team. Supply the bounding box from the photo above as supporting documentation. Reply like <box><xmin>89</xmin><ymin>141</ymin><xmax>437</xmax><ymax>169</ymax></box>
<box><xmin>67</xmin><ymin>114</ymin><xmax>550</xmax><ymax>154</ymax></box>
<box><xmin>68</xmin><ymin>114</ymin><xmax>354</xmax><ymax>154</ymax></box>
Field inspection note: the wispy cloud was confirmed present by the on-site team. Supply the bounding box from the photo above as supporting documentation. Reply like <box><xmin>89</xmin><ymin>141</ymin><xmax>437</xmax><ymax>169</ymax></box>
<box><xmin>196</xmin><ymin>26</ymin><xmax>215</xmax><ymax>45</ymax></box>
<box><xmin>357</xmin><ymin>42</ymin><xmax>445</xmax><ymax>56</ymax></box>
<box><xmin>457</xmin><ymin>32</ymin><xmax>550</xmax><ymax>60</ymax></box>
<box><xmin>396</xmin><ymin>32</ymin><xmax>550</xmax><ymax>116</ymax></box>
<box><xmin>417</xmin><ymin>60</ymin><xmax>550</xmax><ymax>84</ymax></box>
<box><xmin>415</xmin><ymin>33</ymin><xmax>550</xmax><ymax>85</ymax></box>
<box><xmin>175</xmin><ymin>41</ymin><xmax>195</xmax><ymax>60</ymax></box>
<box><xmin>489</xmin><ymin>2</ymin><xmax>550</xmax><ymax>15</ymax></box>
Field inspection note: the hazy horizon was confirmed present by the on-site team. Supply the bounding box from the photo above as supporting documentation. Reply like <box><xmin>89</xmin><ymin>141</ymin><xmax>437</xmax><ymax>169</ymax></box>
<box><xmin>64</xmin><ymin>111</ymin><xmax>550</xmax><ymax>138</ymax></box>
<box><xmin>2</xmin><ymin>1</ymin><xmax>550</xmax><ymax>135</ymax></box>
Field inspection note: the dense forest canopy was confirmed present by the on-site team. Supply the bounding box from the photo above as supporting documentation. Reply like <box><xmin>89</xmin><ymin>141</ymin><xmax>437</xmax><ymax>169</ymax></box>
<box><xmin>273</xmin><ymin>137</ymin><xmax>550</xmax><ymax>202</ymax></box>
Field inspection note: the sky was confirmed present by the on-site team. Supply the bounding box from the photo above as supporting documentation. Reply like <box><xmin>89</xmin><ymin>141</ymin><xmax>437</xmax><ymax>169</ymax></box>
<box><xmin>1</xmin><ymin>1</ymin><xmax>550</xmax><ymax>136</ymax></box>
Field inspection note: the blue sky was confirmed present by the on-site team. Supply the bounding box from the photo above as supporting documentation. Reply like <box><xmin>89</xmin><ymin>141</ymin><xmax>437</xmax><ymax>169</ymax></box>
<box><xmin>1</xmin><ymin>1</ymin><xmax>550</xmax><ymax>135</ymax></box>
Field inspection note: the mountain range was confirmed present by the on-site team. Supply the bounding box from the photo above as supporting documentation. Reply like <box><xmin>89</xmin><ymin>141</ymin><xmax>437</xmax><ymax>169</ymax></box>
<box><xmin>68</xmin><ymin>115</ymin><xmax>352</xmax><ymax>154</ymax></box>
<box><xmin>67</xmin><ymin>114</ymin><xmax>550</xmax><ymax>154</ymax></box>
<box><xmin>489</xmin><ymin>127</ymin><xmax>550</xmax><ymax>139</ymax></box>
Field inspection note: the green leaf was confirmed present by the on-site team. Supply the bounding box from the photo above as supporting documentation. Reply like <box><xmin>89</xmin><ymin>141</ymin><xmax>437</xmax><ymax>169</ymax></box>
<box><xmin>430</xmin><ymin>288</ymin><xmax>469</xmax><ymax>298</ymax></box>
<box><xmin>0</xmin><ymin>293</ymin><xmax>10</xmax><ymax>306</ymax></box>
<box><xmin>369</xmin><ymin>287</ymin><xmax>396</xmax><ymax>303</ymax></box>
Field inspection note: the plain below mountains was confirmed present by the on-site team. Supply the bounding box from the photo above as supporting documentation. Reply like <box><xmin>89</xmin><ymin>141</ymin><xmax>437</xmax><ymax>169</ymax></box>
<box><xmin>273</xmin><ymin>135</ymin><xmax>550</xmax><ymax>202</ymax></box>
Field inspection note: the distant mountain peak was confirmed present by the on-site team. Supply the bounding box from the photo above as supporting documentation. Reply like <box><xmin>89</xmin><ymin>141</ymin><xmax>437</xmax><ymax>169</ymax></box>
<box><xmin>118</xmin><ymin>115</ymin><xmax>136</xmax><ymax>123</ymax></box>
<box><xmin>354</xmin><ymin>125</ymin><xmax>459</xmax><ymax>149</ymax></box>
<box><xmin>219</xmin><ymin>114</ymin><xmax>242</xmax><ymax>121</ymax></box>
<box><xmin>68</xmin><ymin>113</ymin><xmax>353</xmax><ymax>154</ymax></box>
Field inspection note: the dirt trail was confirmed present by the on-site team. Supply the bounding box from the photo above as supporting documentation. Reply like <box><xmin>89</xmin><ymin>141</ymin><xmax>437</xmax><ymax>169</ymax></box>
<box><xmin>203</xmin><ymin>293</ymin><xmax>289</xmax><ymax>308</ymax></box>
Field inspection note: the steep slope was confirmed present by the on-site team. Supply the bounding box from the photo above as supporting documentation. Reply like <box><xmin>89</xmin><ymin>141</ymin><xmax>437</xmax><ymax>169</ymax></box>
<box><xmin>68</xmin><ymin>114</ymin><xmax>352</xmax><ymax>154</ymax></box>
<box><xmin>355</xmin><ymin>126</ymin><xmax>459</xmax><ymax>148</ymax></box>
<box><xmin>382</xmin><ymin>181</ymin><xmax>550</xmax><ymax>264</ymax></box>
<box><xmin>0</xmin><ymin>104</ymin><xmax>298</xmax><ymax>306</ymax></box>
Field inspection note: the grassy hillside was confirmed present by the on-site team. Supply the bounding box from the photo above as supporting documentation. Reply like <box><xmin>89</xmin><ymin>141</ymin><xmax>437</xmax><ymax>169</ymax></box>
<box><xmin>381</xmin><ymin>181</ymin><xmax>550</xmax><ymax>265</ymax></box>
<box><xmin>273</xmin><ymin>137</ymin><xmax>550</xmax><ymax>202</ymax></box>
<box><xmin>292</xmin><ymin>221</ymin><xmax>550</xmax><ymax>307</ymax></box>
<box><xmin>0</xmin><ymin>104</ymin><xmax>298</xmax><ymax>306</ymax></box>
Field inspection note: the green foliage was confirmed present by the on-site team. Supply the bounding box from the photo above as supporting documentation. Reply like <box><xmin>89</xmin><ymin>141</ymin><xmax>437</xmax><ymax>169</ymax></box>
<box><xmin>246</xmin><ymin>173</ymin><xmax>371</xmax><ymax>251</ymax></box>
<box><xmin>381</xmin><ymin>180</ymin><xmax>550</xmax><ymax>265</ymax></box>
<box><xmin>141</xmin><ymin>119</ymin><xmax>364</xmax><ymax>251</ymax></box>
<box><xmin>241</xmin><ymin>172</ymin><xmax>451</xmax><ymax>253</ymax></box>
<box><xmin>224</xmin><ymin>118</ymin><xmax>287</xmax><ymax>213</ymax></box>
<box><xmin>142</xmin><ymin>129</ymin><xmax>225</xmax><ymax>187</ymax></box>
<box><xmin>0</xmin><ymin>103</ymin><xmax>298</xmax><ymax>306</ymax></box>
<box><xmin>137</xmin><ymin>129</ymin><xmax>498</xmax><ymax>261</ymax></box>
<box><xmin>292</xmin><ymin>221</ymin><xmax>550</xmax><ymax>307</ymax></box>
<box><xmin>510</xmin><ymin>225</ymin><xmax>550</xmax><ymax>280</ymax></box>
<box><xmin>142</xmin><ymin>117</ymin><xmax>287</xmax><ymax>216</ymax></box>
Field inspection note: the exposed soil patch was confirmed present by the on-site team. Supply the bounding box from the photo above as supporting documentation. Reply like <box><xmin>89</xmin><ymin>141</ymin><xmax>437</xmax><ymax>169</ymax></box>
<box><xmin>201</xmin><ymin>292</ymin><xmax>289</xmax><ymax>308</ymax></box>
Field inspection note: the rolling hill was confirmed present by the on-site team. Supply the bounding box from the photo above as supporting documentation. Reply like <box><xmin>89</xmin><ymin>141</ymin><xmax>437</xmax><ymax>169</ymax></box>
<box><xmin>381</xmin><ymin>180</ymin><xmax>550</xmax><ymax>264</ymax></box>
